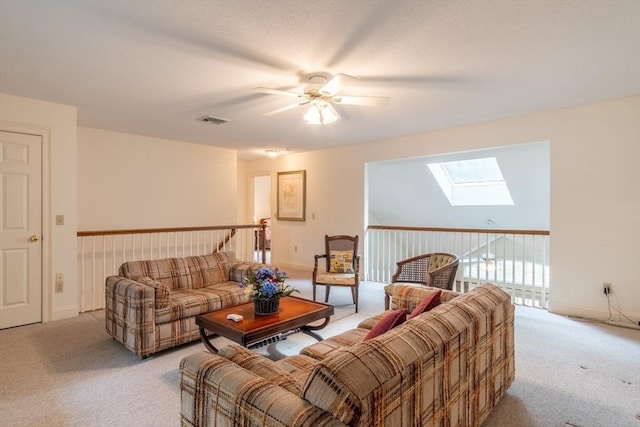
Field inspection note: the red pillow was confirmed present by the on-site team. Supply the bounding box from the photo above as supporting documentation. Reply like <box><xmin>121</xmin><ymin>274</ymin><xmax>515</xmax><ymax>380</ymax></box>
<box><xmin>364</xmin><ymin>308</ymin><xmax>407</xmax><ymax>340</ymax></box>
<box><xmin>408</xmin><ymin>290</ymin><xmax>442</xmax><ymax>319</ymax></box>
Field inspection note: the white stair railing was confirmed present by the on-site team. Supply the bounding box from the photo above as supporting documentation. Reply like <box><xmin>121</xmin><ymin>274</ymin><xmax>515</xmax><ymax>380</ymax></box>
<box><xmin>77</xmin><ymin>224</ymin><xmax>266</xmax><ymax>312</ymax></box>
<box><xmin>365</xmin><ymin>226</ymin><xmax>550</xmax><ymax>308</ymax></box>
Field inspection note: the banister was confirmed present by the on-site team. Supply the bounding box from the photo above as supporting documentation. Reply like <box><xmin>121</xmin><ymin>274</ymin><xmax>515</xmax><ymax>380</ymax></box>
<box><xmin>367</xmin><ymin>225</ymin><xmax>549</xmax><ymax>236</ymax></box>
<box><xmin>77</xmin><ymin>224</ymin><xmax>259</xmax><ymax>237</ymax></box>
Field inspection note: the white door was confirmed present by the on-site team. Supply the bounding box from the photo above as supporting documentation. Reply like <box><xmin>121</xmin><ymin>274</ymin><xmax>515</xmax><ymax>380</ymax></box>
<box><xmin>0</xmin><ymin>130</ymin><xmax>42</xmax><ymax>329</ymax></box>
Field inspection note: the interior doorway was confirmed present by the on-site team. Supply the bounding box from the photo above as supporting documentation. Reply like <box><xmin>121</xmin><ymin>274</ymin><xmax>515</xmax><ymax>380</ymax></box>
<box><xmin>252</xmin><ymin>175</ymin><xmax>271</xmax><ymax>263</ymax></box>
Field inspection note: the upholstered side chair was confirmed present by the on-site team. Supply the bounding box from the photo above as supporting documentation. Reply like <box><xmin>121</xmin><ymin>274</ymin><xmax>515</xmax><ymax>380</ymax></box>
<box><xmin>384</xmin><ymin>252</ymin><xmax>460</xmax><ymax>310</ymax></box>
<box><xmin>312</xmin><ymin>235</ymin><xmax>360</xmax><ymax>312</ymax></box>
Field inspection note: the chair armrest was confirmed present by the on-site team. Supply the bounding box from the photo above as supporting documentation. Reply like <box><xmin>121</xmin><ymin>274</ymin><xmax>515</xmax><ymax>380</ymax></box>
<box><xmin>313</xmin><ymin>254</ymin><xmax>327</xmax><ymax>273</ymax></box>
<box><xmin>180</xmin><ymin>352</ymin><xmax>346</xmax><ymax>427</ymax></box>
<box><xmin>428</xmin><ymin>261</ymin><xmax>459</xmax><ymax>290</ymax></box>
<box><xmin>391</xmin><ymin>255</ymin><xmax>430</xmax><ymax>284</ymax></box>
<box><xmin>105</xmin><ymin>276</ymin><xmax>156</xmax><ymax>358</ymax></box>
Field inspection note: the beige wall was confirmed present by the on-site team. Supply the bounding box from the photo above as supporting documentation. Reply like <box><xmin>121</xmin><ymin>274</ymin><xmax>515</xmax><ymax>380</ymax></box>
<box><xmin>0</xmin><ymin>93</ymin><xmax>78</xmax><ymax>321</ymax></box>
<box><xmin>3</xmin><ymin>92</ymin><xmax>638</xmax><ymax>325</ymax></box>
<box><xmin>77</xmin><ymin>127</ymin><xmax>238</xmax><ymax>230</ymax></box>
<box><xmin>243</xmin><ymin>96</ymin><xmax>640</xmax><ymax>323</ymax></box>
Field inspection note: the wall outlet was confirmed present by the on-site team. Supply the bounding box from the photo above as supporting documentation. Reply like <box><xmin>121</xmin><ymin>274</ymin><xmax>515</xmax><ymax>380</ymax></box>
<box><xmin>294</xmin><ymin>245</ymin><xmax>298</xmax><ymax>252</ymax></box>
<box><xmin>55</xmin><ymin>273</ymin><xmax>64</xmax><ymax>293</ymax></box>
<box><xmin>602</xmin><ymin>282</ymin><xmax>611</xmax><ymax>295</ymax></box>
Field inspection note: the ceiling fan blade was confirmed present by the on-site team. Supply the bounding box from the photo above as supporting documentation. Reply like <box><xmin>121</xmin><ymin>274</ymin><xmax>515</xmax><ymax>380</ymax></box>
<box><xmin>253</xmin><ymin>87</ymin><xmax>303</xmax><ymax>98</ymax></box>
<box><xmin>326</xmin><ymin>103</ymin><xmax>341</xmax><ymax>119</ymax></box>
<box><xmin>319</xmin><ymin>73</ymin><xmax>356</xmax><ymax>96</ymax></box>
<box><xmin>333</xmin><ymin>95</ymin><xmax>390</xmax><ymax>107</ymax></box>
<box><xmin>263</xmin><ymin>101</ymin><xmax>309</xmax><ymax>116</ymax></box>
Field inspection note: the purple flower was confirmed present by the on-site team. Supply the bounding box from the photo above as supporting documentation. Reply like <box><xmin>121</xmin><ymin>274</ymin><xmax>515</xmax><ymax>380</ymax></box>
<box><xmin>240</xmin><ymin>267</ymin><xmax>298</xmax><ymax>299</ymax></box>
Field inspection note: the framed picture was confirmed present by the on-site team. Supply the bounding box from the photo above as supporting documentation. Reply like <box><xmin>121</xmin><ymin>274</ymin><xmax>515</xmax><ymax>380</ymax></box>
<box><xmin>277</xmin><ymin>170</ymin><xmax>306</xmax><ymax>221</ymax></box>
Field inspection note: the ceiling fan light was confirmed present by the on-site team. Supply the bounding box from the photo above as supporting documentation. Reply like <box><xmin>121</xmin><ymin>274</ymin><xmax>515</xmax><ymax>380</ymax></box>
<box><xmin>304</xmin><ymin>104</ymin><xmax>322</xmax><ymax>125</ymax></box>
<box><xmin>304</xmin><ymin>102</ymin><xmax>339</xmax><ymax>125</ymax></box>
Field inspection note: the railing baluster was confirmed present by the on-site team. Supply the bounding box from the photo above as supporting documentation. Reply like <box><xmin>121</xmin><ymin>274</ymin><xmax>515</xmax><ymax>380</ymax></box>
<box><xmin>91</xmin><ymin>236</ymin><xmax>96</xmax><ymax>312</ymax></box>
<box><xmin>80</xmin><ymin>237</ymin><xmax>86</xmax><ymax>312</ymax></box>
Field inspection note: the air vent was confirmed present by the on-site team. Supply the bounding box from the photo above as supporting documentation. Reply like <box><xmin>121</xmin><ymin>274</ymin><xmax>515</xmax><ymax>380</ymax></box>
<box><xmin>198</xmin><ymin>115</ymin><xmax>231</xmax><ymax>125</ymax></box>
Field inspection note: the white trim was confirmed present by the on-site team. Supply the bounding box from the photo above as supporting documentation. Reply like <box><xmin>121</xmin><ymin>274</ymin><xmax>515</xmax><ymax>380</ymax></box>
<box><xmin>51</xmin><ymin>305</ymin><xmax>79</xmax><ymax>321</ymax></box>
<box><xmin>548</xmin><ymin>301</ymin><xmax>640</xmax><ymax>329</ymax></box>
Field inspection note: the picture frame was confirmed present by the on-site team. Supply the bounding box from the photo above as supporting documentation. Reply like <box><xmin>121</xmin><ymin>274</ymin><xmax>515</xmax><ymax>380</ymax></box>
<box><xmin>277</xmin><ymin>170</ymin><xmax>306</xmax><ymax>221</ymax></box>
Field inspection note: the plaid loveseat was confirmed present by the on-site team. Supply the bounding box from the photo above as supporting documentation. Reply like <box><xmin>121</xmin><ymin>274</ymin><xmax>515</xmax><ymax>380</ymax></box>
<box><xmin>105</xmin><ymin>251</ymin><xmax>269</xmax><ymax>358</ymax></box>
<box><xmin>180</xmin><ymin>283</ymin><xmax>515</xmax><ymax>426</ymax></box>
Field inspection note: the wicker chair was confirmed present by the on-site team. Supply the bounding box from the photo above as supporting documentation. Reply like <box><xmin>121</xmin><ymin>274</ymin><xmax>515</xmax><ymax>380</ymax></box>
<box><xmin>312</xmin><ymin>235</ymin><xmax>360</xmax><ymax>312</ymax></box>
<box><xmin>384</xmin><ymin>252</ymin><xmax>460</xmax><ymax>310</ymax></box>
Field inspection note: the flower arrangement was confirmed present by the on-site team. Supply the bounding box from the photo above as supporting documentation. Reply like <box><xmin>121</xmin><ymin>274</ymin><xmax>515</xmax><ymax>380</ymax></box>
<box><xmin>241</xmin><ymin>267</ymin><xmax>298</xmax><ymax>300</ymax></box>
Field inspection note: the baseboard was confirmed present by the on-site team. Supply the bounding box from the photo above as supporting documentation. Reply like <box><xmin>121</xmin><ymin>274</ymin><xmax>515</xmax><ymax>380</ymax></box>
<box><xmin>548</xmin><ymin>301</ymin><xmax>640</xmax><ymax>330</ymax></box>
<box><xmin>271</xmin><ymin>260</ymin><xmax>314</xmax><ymax>273</ymax></box>
<box><xmin>51</xmin><ymin>305</ymin><xmax>79</xmax><ymax>322</ymax></box>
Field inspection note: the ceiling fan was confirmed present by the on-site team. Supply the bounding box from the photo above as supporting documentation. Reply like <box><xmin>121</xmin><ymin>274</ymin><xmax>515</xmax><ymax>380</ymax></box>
<box><xmin>253</xmin><ymin>73</ymin><xmax>390</xmax><ymax>125</ymax></box>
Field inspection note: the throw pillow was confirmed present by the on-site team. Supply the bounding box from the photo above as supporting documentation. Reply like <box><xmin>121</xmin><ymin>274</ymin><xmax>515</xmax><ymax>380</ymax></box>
<box><xmin>328</xmin><ymin>250</ymin><xmax>354</xmax><ymax>273</ymax></box>
<box><xmin>363</xmin><ymin>308</ymin><xmax>407</xmax><ymax>340</ymax></box>
<box><xmin>407</xmin><ymin>289</ymin><xmax>442</xmax><ymax>319</ymax></box>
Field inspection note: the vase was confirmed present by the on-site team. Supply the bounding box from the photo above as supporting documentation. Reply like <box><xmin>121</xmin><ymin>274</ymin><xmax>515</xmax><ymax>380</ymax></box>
<box><xmin>253</xmin><ymin>297</ymin><xmax>280</xmax><ymax>315</ymax></box>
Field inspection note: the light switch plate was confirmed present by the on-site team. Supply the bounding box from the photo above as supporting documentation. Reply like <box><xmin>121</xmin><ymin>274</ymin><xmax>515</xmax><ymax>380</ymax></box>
<box><xmin>56</xmin><ymin>215</ymin><xmax>64</xmax><ymax>225</ymax></box>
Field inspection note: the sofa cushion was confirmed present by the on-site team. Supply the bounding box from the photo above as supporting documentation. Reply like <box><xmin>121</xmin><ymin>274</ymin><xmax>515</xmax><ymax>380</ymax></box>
<box><xmin>185</xmin><ymin>253</ymin><xmax>231</xmax><ymax>289</ymax></box>
<box><xmin>357</xmin><ymin>313</ymin><xmax>384</xmax><ymax>330</ymax></box>
<box><xmin>314</xmin><ymin>272</ymin><xmax>357</xmax><ymax>285</ymax></box>
<box><xmin>155</xmin><ymin>283</ymin><xmax>250</xmax><ymax>324</ymax></box>
<box><xmin>218</xmin><ymin>344</ymin><xmax>303</xmax><ymax>395</ymax></box>
<box><xmin>328</xmin><ymin>250</ymin><xmax>354</xmax><ymax>273</ymax></box>
<box><xmin>228</xmin><ymin>261</ymin><xmax>279</xmax><ymax>283</ymax></box>
<box><xmin>275</xmin><ymin>354</ymin><xmax>320</xmax><ymax>385</ymax></box>
<box><xmin>364</xmin><ymin>308</ymin><xmax>407</xmax><ymax>340</ymax></box>
<box><xmin>120</xmin><ymin>257</ymin><xmax>193</xmax><ymax>290</ymax></box>
<box><xmin>137</xmin><ymin>276</ymin><xmax>171</xmax><ymax>309</ymax></box>
<box><xmin>408</xmin><ymin>289</ymin><xmax>442</xmax><ymax>319</ymax></box>
<box><xmin>300</xmin><ymin>328</ymin><xmax>368</xmax><ymax>360</ymax></box>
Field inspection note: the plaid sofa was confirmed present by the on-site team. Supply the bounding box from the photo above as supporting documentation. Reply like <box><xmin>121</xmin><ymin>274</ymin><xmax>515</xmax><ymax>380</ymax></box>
<box><xmin>180</xmin><ymin>283</ymin><xmax>515</xmax><ymax>426</ymax></box>
<box><xmin>105</xmin><ymin>251</ymin><xmax>269</xmax><ymax>358</ymax></box>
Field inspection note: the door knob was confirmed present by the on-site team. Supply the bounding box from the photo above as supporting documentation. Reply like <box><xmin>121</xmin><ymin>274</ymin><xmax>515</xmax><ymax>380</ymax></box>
<box><xmin>30</xmin><ymin>235</ymin><xmax>40</xmax><ymax>242</ymax></box>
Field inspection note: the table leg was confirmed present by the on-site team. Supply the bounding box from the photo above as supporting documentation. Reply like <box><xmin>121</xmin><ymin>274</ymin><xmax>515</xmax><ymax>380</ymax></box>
<box><xmin>199</xmin><ymin>327</ymin><xmax>219</xmax><ymax>353</ymax></box>
<box><xmin>301</xmin><ymin>317</ymin><xmax>330</xmax><ymax>341</ymax></box>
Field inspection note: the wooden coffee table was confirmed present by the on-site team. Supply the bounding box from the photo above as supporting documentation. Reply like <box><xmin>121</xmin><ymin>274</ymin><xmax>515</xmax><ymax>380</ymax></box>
<box><xmin>196</xmin><ymin>296</ymin><xmax>334</xmax><ymax>353</ymax></box>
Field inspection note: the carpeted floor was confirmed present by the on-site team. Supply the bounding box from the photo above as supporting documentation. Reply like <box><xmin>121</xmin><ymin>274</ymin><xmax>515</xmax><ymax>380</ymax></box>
<box><xmin>1</xmin><ymin>270</ymin><xmax>638</xmax><ymax>426</ymax></box>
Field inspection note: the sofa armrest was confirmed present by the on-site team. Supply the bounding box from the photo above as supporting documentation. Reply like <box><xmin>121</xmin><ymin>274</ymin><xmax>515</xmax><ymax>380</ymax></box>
<box><xmin>228</xmin><ymin>261</ymin><xmax>278</xmax><ymax>283</ymax></box>
<box><xmin>105</xmin><ymin>276</ymin><xmax>156</xmax><ymax>358</ymax></box>
<box><xmin>180</xmin><ymin>352</ymin><xmax>346</xmax><ymax>427</ymax></box>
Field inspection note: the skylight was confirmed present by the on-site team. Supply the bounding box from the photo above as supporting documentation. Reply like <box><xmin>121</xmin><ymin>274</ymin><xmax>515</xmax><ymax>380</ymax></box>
<box><xmin>427</xmin><ymin>157</ymin><xmax>514</xmax><ymax>206</ymax></box>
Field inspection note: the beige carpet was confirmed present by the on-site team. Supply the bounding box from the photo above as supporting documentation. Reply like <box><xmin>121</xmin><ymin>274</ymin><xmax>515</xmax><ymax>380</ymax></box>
<box><xmin>1</xmin><ymin>270</ymin><xmax>638</xmax><ymax>426</ymax></box>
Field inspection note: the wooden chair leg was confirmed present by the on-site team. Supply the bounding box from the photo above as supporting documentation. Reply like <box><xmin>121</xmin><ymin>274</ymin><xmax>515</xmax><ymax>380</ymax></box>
<box><xmin>353</xmin><ymin>286</ymin><xmax>358</xmax><ymax>313</ymax></box>
<box><xmin>312</xmin><ymin>283</ymin><xmax>316</xmax><ymax>301</ymax></box>
<box><xmin>324</xmin><ymin>285</ymin><xmax>330</xmax><ymax>302</ymax></box>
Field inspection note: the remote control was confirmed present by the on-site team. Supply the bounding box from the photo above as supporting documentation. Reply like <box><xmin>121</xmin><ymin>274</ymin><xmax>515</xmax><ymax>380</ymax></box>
<box><xmin>226</xmin><ymin>313</ymin><xmax>243</xmax><ymax>322</ymax></box>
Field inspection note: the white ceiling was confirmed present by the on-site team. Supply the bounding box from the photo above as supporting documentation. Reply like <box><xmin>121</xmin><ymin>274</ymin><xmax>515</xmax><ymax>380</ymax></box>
<box><xmin>1</xmin><ymin>0</ymin><xmax>639</xmax><ymax>160</ymax></box>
